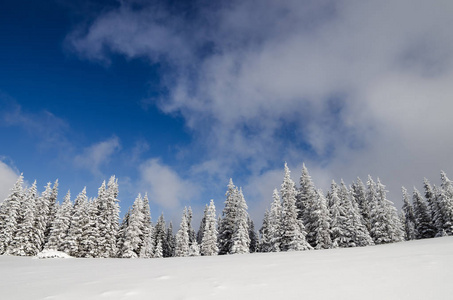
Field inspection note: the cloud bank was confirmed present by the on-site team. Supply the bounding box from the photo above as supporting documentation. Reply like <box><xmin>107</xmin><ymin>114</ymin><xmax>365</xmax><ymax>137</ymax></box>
<box><xmin>69</xmin><ymin>0</ymin><xmax>453</xmax><ymax>210</ymax></box>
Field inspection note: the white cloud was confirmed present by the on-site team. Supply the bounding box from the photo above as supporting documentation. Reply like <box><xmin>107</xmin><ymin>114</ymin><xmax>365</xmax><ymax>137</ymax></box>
<box><xmin>139</xmin><ymin>158</ymin><xmax>199</xmax><ymax>209</ymax></box>
<box><xmin>0</xmin><ymin>159</ymin><xmax>19</xmax><ymax>203</ymax></box>
<box><xmin>69</xmin><ymin>0</ymin><xmax>453</xmax><ymax>207</ymax></box>
<box><xmin>74</xmin><ymin>136</ymin><xmax>121</xmax><ymax>176</ymax></box>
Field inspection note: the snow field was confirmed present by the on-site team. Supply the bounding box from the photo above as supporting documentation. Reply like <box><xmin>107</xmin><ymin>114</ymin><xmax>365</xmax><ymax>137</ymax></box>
<box><xmin>1</xmin><ymin>237</ymin><xmax>452</xmax><ymax>300</ymax></box>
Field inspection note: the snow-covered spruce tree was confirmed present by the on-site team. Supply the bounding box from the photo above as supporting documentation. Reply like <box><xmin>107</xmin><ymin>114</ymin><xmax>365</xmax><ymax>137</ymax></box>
<box><xmin>268</xmin><ymin>188</ymin><xmax>282</xmax><ymax>252</ymax></box>
<box><xmin>186</xmin><ymin>207</ymin><xmax>197</xmax><ymax>246</ymax></box>
<box><xmin>424</xmin><ymin>178</ymin><xmax>447</xmax><ymax>237</ymax></box>
<box><xmin>120</xmin><ymin>195</ymin><xmax>144</xmax><ymax>258</ymax></box>
<box><xmin>231</xmin><ymin>188</ymin><xmax>250</xmax><ymax>254</ymax></box>
<box><xmin>401</xmin><ymin>187</ymin><xmax>416</xmax><ymax>241</ymax></box>
<box><xmin>201</xmin><ymin>200</ymin><xmax>219</xmax><ymax>256</ymax></box>
<box><xmin>218</xmin><ymin>179</ymin><xmax>240</xmax><ymax>255</ymax></box>
<box><xmin>280</xmin><ymin>163</ymin><xmax>311</xmax><ymax>251</ymax></box>
<box><xmin>34</xmin><ymin>182</ymin><xmax>54</xmax><ymax>252</ymax></box>
<box><xmin>197</xmin><ymin>204</ymin><xmax>208</xmax><ymax>245</ymax></box>
<box><xmin>153</xmin><ymin>213</ymin><xmax>167</xmax><ymax>258</ymax></box>
<box><xmin>248</xmin><ymin>217</ymin><xmax>258</xmax><ymax>253</ymax></box>
<box><xmin>80</xmin><ymin>198</ymin><xmax>100</xmax><ymax>258</ymax></box>
<box><xmin>46</xmin><ymin>190</ymin><xmax>73</xmax><ymax>251</ymax></box>
<box><xmin>259</xmin><ymin>210</ymin><xmax>272</xmax><ymax>252</ymax></box>
<box><xmin>423</xmin><ymin>178</ymin><xmax>437</xmax><ymax>223</ymax></box>
<box><xmin>0</xmin><ymin>174</ymin><xmax>24</xmax><ymax>254</ymax></box>
<box><xmin>329</xmin><ymin>182</ymin><xmax>348</xmax><ymax>248</ymax></box>
<box><xmin>95</xmin><ymin>177</ymin><xmax>120</xmax><ymax>258</ymax></box>
<box><xmin>433</xmin><ymin>185</ymin><xmax>451</xmax><ymax>236</ymax></box>
<box><xmin>116</xmin><ymin>209</ymin><xmax>130</xmax><ymax>257</ymax></box>
<box><xmin>311</xmin><ymin>190</ymin><xmax>332</xmax><ymax>249</ymax></box>
<box><xmin>432</xmin><ymin>185</ymin><xmax>453</xmax><ymax>235</ymax></box>
<box><xmin>296</xmin><ymin>163</ymin><xmax>318</xmax><ymax>241</ymax></box>
<box><xmin>106</xmin><ymin>176</ymin><xmax>120</xmax><ymax>256</ymax></box>
<box><xmin>63</xmin><ymin>187</ymin><xmax>88</xmax><ymax>257</ymax></box>
<box><xmin>370</xmin><ymin>179</ymin><xmax>404</xmax><ymax>244</ymax></box>
<box><xmin>412</xmin><ymin>188</ymin><xmax>436</xmax><ymax>239</ymax></box>
<box><xmin>94</xmin><ymin>181</ymin><xmax>108</xmax><ymax>256</ymax></box>
<box><xmin>8</xmin><ymin>181</ymin><xmax>39</xmax><ymax>256</ymax></box>
<box><xmin>438</xmin><ymin>171</ymin><xmax>453</xmax><ymax>235</ymax></box>
<box><xmin>165</xmin><ymin>222</ymin><xmax>175</xmax><ymax>258</ymax></box>
<box><xmin>139</xmin><ymin>193</ymin><xmax>154</xmax><ymax>258</ymax></box>
<box><xmin>339</xmin><ymin>181</ymin><xmax>373</xmax><ymax>247</ymax></box>
<box><xmin>365</xmin><ymin>176</ymin><xmax>378</xmax><ymax>234</ymax></box>
<box><xmin>44</xmin><ymin>180</ymin><xmax>59</xmax><ymax>246</ymax></box>
<box><xmin>351</xmin><ymin>177</ymin><xmax>372</xmax><ymax>232</ymax></box>
<box><xmin>175</xmin><ymin>210</ymin><xmax>190</xmax><ymax>257</ymax></box>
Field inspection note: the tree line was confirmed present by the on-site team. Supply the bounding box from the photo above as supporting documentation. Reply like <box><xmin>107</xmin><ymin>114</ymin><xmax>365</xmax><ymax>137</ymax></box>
<box><xmin>0</xmin><ymin>164</ymin><xmax>452</xmax><ymax>258</ymax></box>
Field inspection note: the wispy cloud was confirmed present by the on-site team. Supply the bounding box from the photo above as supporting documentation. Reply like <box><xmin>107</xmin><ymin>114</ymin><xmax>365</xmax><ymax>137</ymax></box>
<box><xmin>0</xmin><ymin>158</ymin><xmax>20</xmax><ymax>203</ymax></box>
<box><xmin>74</xmin><ymin>136</ymin><xmax>121</xmax><ymax>176</ymax></box>
<box><xmin>0</xmin><ymin>94</ymin><xmax>71</xmax><ymax>151</ymax></box>
<box><xmin>139</xmin><ymin>158</ymin><xmax>199</xmax><ymax>209</ymax></box>
<box><xmin>68</xmin><ymin>0</ymin><xmax>453</xmax><ymax>206</ymax></box>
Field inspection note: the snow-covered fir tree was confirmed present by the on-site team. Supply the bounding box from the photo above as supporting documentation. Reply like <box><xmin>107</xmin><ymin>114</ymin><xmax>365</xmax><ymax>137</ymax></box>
<box><xmin>423</xmin><ymin>178</ymin><xmax>437</xmax><ymax>223</ymax></box>
<box><xmin>339</xmin><ymin>181</ymin><xmax>373</xmax><ymax>247</ymax></box>
<box><xmin>259</xmin><ymin>210</ymin><xmax>272</xmax><ymax>252</ymax></box>
<box><xmin>120</xmin><ymin>195</ymin><xmax>143</xmax><ymax>258</ymax></box>
<box><xmin>231</xmin><ymin>188</ymin><xmax>250</xmax><ymax>254</ymax></box>
<box><xmin>175</xmin><ymin>210</ymin><xmax>190</xmax><ymax>257</ymax></box>
<box><xmin>329</xmin><ymin>182</ymin><xmax>348</xmax><ymax>248</ymax></box>
<box><xmin>165</xmin><ymin>222</ymin><xmax>175</xmax><ymax>258</ymax></box>
<box><xmin>437</xmin><ymin>171</ymin><xmax>453</xmax><ymax>235</ymax></box>
<box><xmin>95</xmin><ymin>177</ymin><xmax>120</xmax><ymax>258</ymax></box>
<box><xmin>153</xmin><ymin>213</ymin><xmax>167</xmax><ymax>258</ymax></box>
<box><xmin>139</xmin><ymin>193</ymin><xmax>154</xmax><ymax>258</ymax></box>
<box><xmin>280</xmin><ymin>163</ymin><xmax>311</xmax><ymax>251</ymax></box>
<box><xmin>186</xmin><ymin>207</ymin><xmax>196</xmax><ymax>246</ymax></box>
<box><xmin>432</xmin><ymin>186</ymin><xmax>451</xmax><ymax>235</ymax></box>
<box><xmin>63</xmin><ymin>187</ymin><xmax>88</xmax><ymax>257</ymax></box>
<box><xmin>311</xmin><ymin>190</ymin><xmax>332</xmax><ymax>249</ymax></box>
<box><xmin>8</xmin><ymin>181</ymin><xmax>38</xmax><ymax>256</ymax></box>
<box><xmin>351</xmin><ymin>177</ymin><xmax>372</xmax><ymax>232</ymax></box>
<box><xmin>45</xmin><ymin>190</ymin><xmax>72</xmax><ymax>251</ymax></box>
<box><xmin>80</xmin><ymin>198</ymin><xmax>100</xmax><ymax>258</ymax></box>
<box><xmin>401</xmin><ymin>187</ymin><xmax>416</xmax><ymax>240</ymax></box>
<box><xmin>268</xmin><ymin>189</ymin><xmax>282</xmax><ymax>252</ymax></box>
<box><xmin>248</xmin><ymin>217</ymin><xmax>258</xmax><ymax>253</ymax></box>
<box><xmin>296</xmin><ymin>163</ymin><xmax>318</xmax><ymax>239</ymax></box>
<box><xmin>218</xmin><ymin>179</ymin><xmax>240</xmax><ymax>255</ymax></box>
<box><xmin>197</xmin><ymin>204</ymin><xmax>208</xmax><ymax>245</ymax></box>
<box><xmin>34</xmin><ymin>182</ymin><xmax>54</xmax><ymax>252</ymax></box>
<box><xmin>45</xmin><ymin>180</ymin><xmax>59</xmax><ymax>244</ymax></box>
<box><xmin>201</xmin><ymin>200</ymin><xmax>218</xmax><ymax>256</ymax></box>
<box><xmin>117</xmin><ymin>209</ymin><xmax>129</xmax><ymax>257</ymax></box>
<box><xmin>370</xmin><ymin>179</ymin><xmax>404</xmax><ymax>244</ymax></box>
<box><xmin>412</xmin><ymin>188</ymin><xmax>436</xmax><ymax>239</ymax></box>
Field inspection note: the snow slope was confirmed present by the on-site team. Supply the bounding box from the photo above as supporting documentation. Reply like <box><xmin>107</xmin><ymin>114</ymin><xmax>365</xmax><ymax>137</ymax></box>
<box><xmin>1</xmin><ymin>237</ymin><xmax>452</xmax><ymax>300</ymax></box>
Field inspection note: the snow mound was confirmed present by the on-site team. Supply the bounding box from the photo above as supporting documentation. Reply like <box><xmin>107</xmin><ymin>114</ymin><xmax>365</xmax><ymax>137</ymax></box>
<box><xmin>36</xmin><ymin>250</ymin><xmax>71</xmax><ymax>259</ymax></box>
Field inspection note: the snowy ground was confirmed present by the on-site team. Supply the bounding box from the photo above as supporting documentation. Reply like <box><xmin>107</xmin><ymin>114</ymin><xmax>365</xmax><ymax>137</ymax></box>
<box><xmin>1</xmin><ymin>237</ymin><xmax>452</xmax><ymax>300</ymax></box>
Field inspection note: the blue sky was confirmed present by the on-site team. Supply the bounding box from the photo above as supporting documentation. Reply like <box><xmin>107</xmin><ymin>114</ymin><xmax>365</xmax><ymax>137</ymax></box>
<box><xmin>1</xmin><ymin>0</ymin><xmax>453</xmax><ymax>225</ymax></box>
